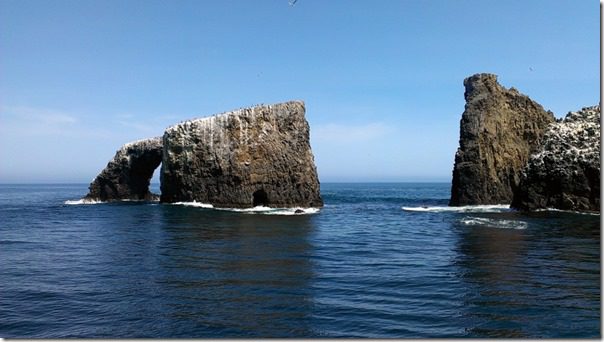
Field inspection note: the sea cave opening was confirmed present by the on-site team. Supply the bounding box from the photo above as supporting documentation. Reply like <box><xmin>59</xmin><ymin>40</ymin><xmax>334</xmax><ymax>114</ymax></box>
<box><xmin>149</xmin><ymin>162</ymin><xmax>162</xmax><ymax>195</ymax></box>
<box><xmin>252</xmin><ymin>189</ymin><xmax>269</xmax><ymax>207</ymax></box>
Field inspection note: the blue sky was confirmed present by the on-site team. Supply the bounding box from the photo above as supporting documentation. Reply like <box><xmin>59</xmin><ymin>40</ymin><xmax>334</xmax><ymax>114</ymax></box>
<box><xmin>0</xmin><ymin>0</ymin><xmax>599</xmax><ymax>183</ymax></box>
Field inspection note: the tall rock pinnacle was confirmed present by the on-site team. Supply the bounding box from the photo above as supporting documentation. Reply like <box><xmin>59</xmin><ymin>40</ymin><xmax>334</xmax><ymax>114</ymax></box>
<box><xmin>449</xmin><ymin>73</ymin><xmax>555</xmax><ymax>206</ymax></box>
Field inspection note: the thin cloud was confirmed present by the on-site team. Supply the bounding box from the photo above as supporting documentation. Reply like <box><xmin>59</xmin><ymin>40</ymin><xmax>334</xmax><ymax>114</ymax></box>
<box><xmin>1</xmin><ymin>105</ymin><xmax>78</xmax><ymax>125</ymax></box>
<box><xmin>0</xmin><ymin>105</ymin><xmax>112</xmax><ymax>139</ymax></box>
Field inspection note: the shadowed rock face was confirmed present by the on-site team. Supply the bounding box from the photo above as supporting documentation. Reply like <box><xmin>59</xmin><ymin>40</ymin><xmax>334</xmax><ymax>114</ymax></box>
<box><xmin>511</xmin><ymin>106</ymin><xmax>601</xmax><ymax>212</ymax></box>
<box><xmin>449</xmin><ymin>73</ymin><xmax>555</xmax><ymax>206</ymax></box>
<box><xmin>85</xmin><ymin>137</ymin><xmax>162</xmax><ymax>202</ymax></box>
<box><xmin>160</xmin><ymin>101</ymin><xmax>323</xmax><ymax>208</ymax></box>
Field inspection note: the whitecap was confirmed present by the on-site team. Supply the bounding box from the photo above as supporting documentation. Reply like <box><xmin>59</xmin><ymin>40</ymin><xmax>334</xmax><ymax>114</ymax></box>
<box><xmin>460</xmin><ymin>216</ymin><xmax>527</xmax><ymax>230</ymax></box>
<box><xmin>401</xmin><ymin>204</ymin><xmax>511</xmax><ymax>213</ymax></box>
<box><xmin>535</xmin><ymin>208</ymin><xmax>600</xmax><ymax>216</ymax></box>
<box><xmin>172</xmin><ymin>201</ymin><xmax>214</xmax><ymax>208</ymax></box>
<box><xmin>219</xmin><ymin>206</ymin><xmax>320</xmax><ymax>215</ymax></box>
<box><xmin>171</xmin><ymin>202</ymin><xmax>319</xmax><ymax>215</ymax></box>
<box><xmin>64</xmin><ymin>198</ymin><xmax>103</xmax><ymax>205</ymax></box>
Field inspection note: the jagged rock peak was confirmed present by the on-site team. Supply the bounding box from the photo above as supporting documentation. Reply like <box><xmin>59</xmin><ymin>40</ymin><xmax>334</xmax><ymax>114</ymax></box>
<box><xmin>511</xmin><ymin>105</ymin><xmax>601</xmax><ymax>212</ymax></box>
<box><xmin>84</xmin><ymin>137</ymin><xmax>162</xmax><ymax>202</ymax></box>
<box><xmin>160</xmin><ymin>101</ymin><xmax>323</xmax><ymax>208</ymax></box>
<box><xmin>449</xmin><ymin>73</ymin><xmax>556</xmax><ymax>206</ymax></box>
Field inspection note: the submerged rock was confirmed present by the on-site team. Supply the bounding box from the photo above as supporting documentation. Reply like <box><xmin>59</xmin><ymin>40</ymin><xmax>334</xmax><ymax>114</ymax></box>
<box><xmin>449</xmin><ymin>73</ymin><xmax>555</xmax><ymax>206</ymax></box>
<box><xmin>160</xmin><ymin>101</ymin><xmax>323</xmax><ymax>208</ymax></box>
<box><xmin>511</xmin><ymin>106</ymin><xmax>601</xmax><ymax>212</ymax></box>
<box><xmin>84</xmin><ymin>137</ymin><xmax>162</xmax><ymax>202</ymax></box>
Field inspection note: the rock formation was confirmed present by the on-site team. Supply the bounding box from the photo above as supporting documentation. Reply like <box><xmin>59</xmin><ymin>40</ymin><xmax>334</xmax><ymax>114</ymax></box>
<box><xmin>449</xmin><ymin>73</ymin><xmax>555</xmax><ymax>206</ymax></box>
<box><xmin>84</xmin><ymin>137</ymin><xmax>162</xmax><ymax>202</ymax></box>
<box><xmin>511</xmin><ymin>106</ymin><xmax>601</xmax><ymax>212</ymax></box>
<box><xmin>160</xmin><ymin>101</ymin><xmax>323</xmax><ymax>208</ymax></box>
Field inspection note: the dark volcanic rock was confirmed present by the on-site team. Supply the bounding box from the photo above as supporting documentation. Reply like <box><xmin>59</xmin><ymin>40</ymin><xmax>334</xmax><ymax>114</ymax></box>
<box><xmin>511</xmin><ymin>106</ymin><xmax>601</xmax><ymax>212</ymax></box>
<box><xmin>449</xmin><ymin>73</ymin><xmax>555</xmax><ymax>206</ymax></box>
<box><xmin>160</xmin><ymin>101</ymin><xmax>323</xmax><ymax>208</ymax></box>
<box><xmin>84</xmin><ymin>137</ymin><xmax>162</xmax><ymax>202</ymax></box>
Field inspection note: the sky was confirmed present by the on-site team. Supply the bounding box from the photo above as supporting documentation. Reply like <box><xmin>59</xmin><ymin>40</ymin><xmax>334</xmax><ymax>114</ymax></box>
<box><xmin>0</xmin><ymin>0</ymin><xmax>599</xmax><ymax>183</ymax></box>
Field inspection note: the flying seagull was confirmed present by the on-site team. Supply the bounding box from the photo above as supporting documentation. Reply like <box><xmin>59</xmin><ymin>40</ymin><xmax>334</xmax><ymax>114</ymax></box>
<box><xmin>289</xmin><ymin>0</ymin><xmax>298</xmax><ymax>6</ymax></box>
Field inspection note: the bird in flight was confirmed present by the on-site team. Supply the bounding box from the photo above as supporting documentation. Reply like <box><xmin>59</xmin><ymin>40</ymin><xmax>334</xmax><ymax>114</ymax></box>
<box><xmin>289</xmin><ymin>0</ymin><xmax>298</xmax><ymax>6</ymax></box>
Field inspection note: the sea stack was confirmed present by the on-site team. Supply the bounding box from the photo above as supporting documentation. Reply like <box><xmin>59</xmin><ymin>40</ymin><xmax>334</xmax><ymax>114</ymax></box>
<box><xmin>449</xmin><ymin>73</ymin><xmax>555</xmax><ymax>206</ymax></box>
<box><xmin>160</xmin><ymin>101</ymin><xmax>323</xmax><ymax>208</ymax></box>
<box><xmin>511</xmin><ymin>106</ymin><xmax>601</xmax><ymax>212</ymax></box>
<box><xmin>84</xmin><ymin>137</ymin><xmax>163</xmax><ymax>202</ymax></box>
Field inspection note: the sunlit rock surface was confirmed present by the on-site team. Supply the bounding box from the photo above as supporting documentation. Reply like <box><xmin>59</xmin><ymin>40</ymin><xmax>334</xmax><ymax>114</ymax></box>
<box><xmin>85</xmin><ymin>137</ymin><xmax>163</xmax><ymax>202</ymax></box>
<box><xmin>160</xmin><ymin>101</ymin><xmax>323</xmax><ymax>208</ymax></box>
<box><xmin>449</xmin><ymin>73</ymin><xmax>555</xmax><ymax>206</ymax></box>
<box><xmin>511</xmin><ymin>106</ymin><xmax>601</xmax><ymax>212</ymax></box>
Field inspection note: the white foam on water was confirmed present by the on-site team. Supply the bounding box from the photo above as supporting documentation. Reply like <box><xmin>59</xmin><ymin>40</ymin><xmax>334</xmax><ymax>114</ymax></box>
<box><xmin>64</xmin><ymin>198</ymin><xmax>103</xmax><ymax>205</ymax></box>
<box><xmin>535</xmin><ymin>208</ymin><xmax>600</xmax><ymax>216</ymax></box>
<box><xmin>172</xmin><ymin>201</ymin><xmax>214</xmax><ymax>209</ymax></box>
<box><xmin>65</xmin><ymin>198</ymin><xmax>159</xmax><ymax>205</ymax></box>
<box><xmin>171</xmin><ymin>202</ymin><xmax>320</xmax><ymax>215</ymax></box>
<box><xmin>460</xmin><ymin>216</ymin><xmax>528</xmax><ymax>230</ymax></box>
<box><xmin>218</xmin><ymin>206</ymin><xmax>320</xmax><ymax>215</ymax></box>
<box><xmin>402</xmin><ymin>204</ymin><xmax>511</xmax><ymax>213</ymax></box>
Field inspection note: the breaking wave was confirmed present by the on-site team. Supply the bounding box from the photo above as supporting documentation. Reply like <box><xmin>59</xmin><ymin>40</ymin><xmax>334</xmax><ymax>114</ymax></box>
<box><xmin>64</xmin><ymin>198</ymin><xmax>103</xmax><ymax>205</ymax></box>
<box><xmin>172</xmin><ymin>202</ymin><xmax>320</xmax><ymax>215</ymax></box>
<box><xmin>173</xmin><ymin>201</ymin><xmax>214</xmax><ymax>208</ymax></box>
<box><xmin>535</xmin><ymin>208</ymin><xmax>600</xmax><ymax>216</ymax></box>
<box><xmin>460</xmin><ymin>216</ymin><xmax>528</xmax><ymax>230</ymax></box>
<box><xmin>64</xmin><ymin>198</ymin><xmax>159</xmax><ymax>205</ymax></box>
<box><xmin>401</xmin><ymin>204</ymin><xmax>511</xmax><ymax>213</ymax></box>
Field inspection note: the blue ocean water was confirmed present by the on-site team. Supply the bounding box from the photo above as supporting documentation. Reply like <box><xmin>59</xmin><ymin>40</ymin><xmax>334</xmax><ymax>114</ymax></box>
<box><xmin>0</xmin><ymin>183</ymin><xmax>600</xmax><ymax>338</ymax></box>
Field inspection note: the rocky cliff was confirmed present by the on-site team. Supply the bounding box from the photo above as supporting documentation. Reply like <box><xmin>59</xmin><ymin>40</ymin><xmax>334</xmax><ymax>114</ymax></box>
<box><xmin>449</xmin><ymin>73</ymin><xmax>555</xmax><ymax>206</ymax></box>
<box><xmin>511</xmin><ymin>106</ymin><xmax>600</xmax><ymax>212</ymax></box>
<box><xmin>160</xmin><ymin>101</ymin><xmax>323</xmax><ymax>208</ymax></box>
<box><xmin>84</xmin><ymin>137</ymin><xmax>162</xmax><ymax>202</ymax></box>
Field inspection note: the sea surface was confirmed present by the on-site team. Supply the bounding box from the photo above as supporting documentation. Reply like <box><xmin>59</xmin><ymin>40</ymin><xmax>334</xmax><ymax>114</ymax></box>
<box><xmin>0</xmin><ymin>183</ymin><xmax>600</xmax><ymax>338</ymax></box>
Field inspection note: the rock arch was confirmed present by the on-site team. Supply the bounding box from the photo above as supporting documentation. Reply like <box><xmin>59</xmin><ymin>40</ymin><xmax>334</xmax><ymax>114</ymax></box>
<box><xmin>84</xmin><ymin>137</ymin><xmax>162</xmax><ymax>202</ymax></box>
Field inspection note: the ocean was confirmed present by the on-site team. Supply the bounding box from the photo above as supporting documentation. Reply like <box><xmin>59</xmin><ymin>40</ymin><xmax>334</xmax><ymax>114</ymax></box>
<box><xmin>0</xmin><ymin>183</ymin><xmax>600</xmax><ymax>338</ymax></box>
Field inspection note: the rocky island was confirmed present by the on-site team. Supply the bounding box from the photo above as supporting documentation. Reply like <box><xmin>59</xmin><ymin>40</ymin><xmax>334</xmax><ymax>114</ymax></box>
<box><xmin>160</xmin><ymin>101</ymin><xmax>323</xmax><ymax>208</ymax></box>
<box><xmin>84</xmin><ymin>137</ymin><xmax>162</xmax><ymax>202</ymax></box>
<box><xmin>449</xmin><ymin>73</ymin><xmax>555</xmax><ymax>206</ymax></box>
<box><xmin>511</xmin><ymin>106</ymin><xmax>600</xmax><ymax>212</ymax></box>
<box><xmin>449</xmin><ymin>73</ymin><xmax>600</xmax><ymax>213</ymax></box>
<box><xmin>84</xmin><ymin>101</ymin><xmax>323</xmax><ymax>208</ymax></box>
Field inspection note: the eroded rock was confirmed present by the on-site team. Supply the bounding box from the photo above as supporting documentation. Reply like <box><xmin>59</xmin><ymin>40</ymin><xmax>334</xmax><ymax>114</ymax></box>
<box><xmin>449</xmin><ymin>73</ymin><xmax>555</xmax><ymax>206</ymax></box>
<box><xmin>511</xmin><ymin>106</ymin><xmax>601</xmax><ymax>212</ymax></box>
<box><xmin>84</xmin><ymin>137</ymin><xmax>162</xmax><ymax>202</ymax></box>
<box><xmin>160</xmin><ymin>101</ymin><xmax>323</xmax><ymax>208</ymax></box>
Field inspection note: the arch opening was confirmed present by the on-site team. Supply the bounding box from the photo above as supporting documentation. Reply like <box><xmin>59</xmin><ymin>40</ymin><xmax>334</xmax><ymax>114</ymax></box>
<box><xmin>252</xmin><ymin>189</ymin><xmax>269</xmax><ymax>207</ymax></box>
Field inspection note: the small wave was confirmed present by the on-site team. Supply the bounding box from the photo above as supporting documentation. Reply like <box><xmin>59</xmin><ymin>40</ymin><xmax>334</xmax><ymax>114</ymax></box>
<box><xmin>64</xmin><ymin>198</ymin><xmax>103</xmax><ymax>205</ymax></box>
<box><xmin>220</xmin><ymin>206</ymin><xmax>320</xmax><ymax>215</ymax></box>
<box><xmin>402</xmin><ymin>204</ymin><xmax>511</xmax><ymax>213</ymax></box>
<box><xmin>172</xmin><ymin>202</ymin><xmax>320</xmax><ymax>215</ymax></box>
<box><xmin>460</xmin><ymin>216</ymin><xmax>527</xmax><ymax>230</ymax></box>
<box><xmin>0</xmin><ymin>240</ymin><xmax>34</xmax><ymax>245</ymax></box>
<box><xmin>535</xmin><ymin>208</ymin><xmax>600</xmax><ymax>216</ymax></box>
<box><xmin>173</xmin><ymin>201</ymin><xmax>214</xmax><ymax>208</ymax></box>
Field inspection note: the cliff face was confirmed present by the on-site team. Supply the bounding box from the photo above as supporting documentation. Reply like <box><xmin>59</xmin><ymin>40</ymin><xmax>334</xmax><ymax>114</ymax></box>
<box><xmin>85</xmin><ymin>137</ymin><xmax>162</xmax><ymax>202</ymax></box>
<box><xmin>449</xmin><ymin>73</ymin><xmax>555</xmax><ymax>206</ymax></box>
<box><xmin>511</xmin><ymin>106</ymin><xmax>601</xmax><ymax>212</ymax></box>
<box><xmin>160</xmin><ymin>101</ymin><xmax>323</xmax><ymax>208</ymax></box>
